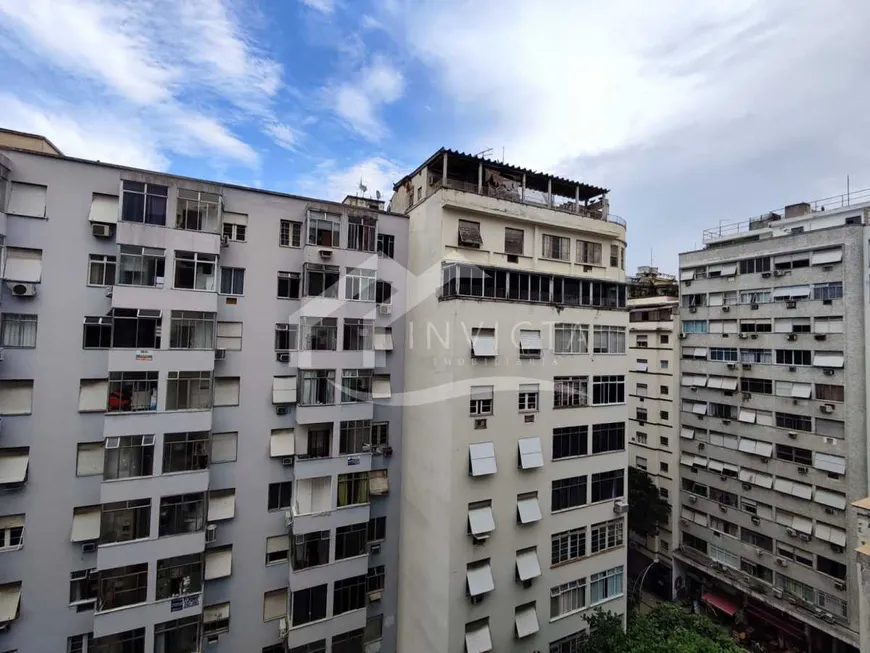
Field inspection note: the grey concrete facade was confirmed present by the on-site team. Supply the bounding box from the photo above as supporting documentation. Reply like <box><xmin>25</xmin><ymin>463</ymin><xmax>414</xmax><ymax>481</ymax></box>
<box><xmin>675</xmin><ymin>203</ymin><xmax>869</xmax><ymax>651</ymax></box>
<box><xmin>0</xmin><ymin>146</ymin><xmax>406</xmax><ymax>653</ymax></box>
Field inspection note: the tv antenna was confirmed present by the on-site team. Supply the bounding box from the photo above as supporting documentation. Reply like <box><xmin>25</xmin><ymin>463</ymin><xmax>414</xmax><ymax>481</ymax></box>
<box><xmin>476</xmin><ymin>148</ymin><xmax>493</xmax><ymax>158</ymax></box>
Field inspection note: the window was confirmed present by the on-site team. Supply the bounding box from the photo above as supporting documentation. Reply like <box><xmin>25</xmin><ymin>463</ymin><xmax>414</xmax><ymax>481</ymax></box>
<box><xmin>159</xmin><ymin>493</ymin><xmax>205</xmax><ymax>535</ymax></box>
<box><xmin>518</xmin><ymin>329</ymin><xmax>542</xmax><ymax>358</ymax></box>
<box><xmin>376</xmin><ymin>233</ymin><xmax>395</xmax><ymax>258</ymax></box>
<box><xmin>347</xmin><ymin>216</ymin><xmax>376</xmax><ymax>252</ymax></box>
<box><xmin>590</xmin><ymin>519</ymin><xmax>624</xmax><ymax>554</ymax></box>
<box><xmin>660</xmin><ymin>360</ymin><xmax>669</xmax><ymax>369</ymax></box>
<box><xmin>710</xmin><ymin>347</ymin><xmax>738</xmax><ymax>362</ymax></box>
<box><xmin>277</xmin><ymin>271</ymin><xmax>301</xmax><ymax>299</ymax></box>
<box><xmin>280</xmin><ymin>219</ymin><xmax>302</xmax><ymax>247</ymax></box>
<box><xmin>470</xmin><ymin>386</ymin><xmax>493</xmax><ymax>415</ymax></box>
<box><xmin>813</xmin><ymin>282</ymin><xmax>843</xmax><ymax>301</ymax></box>
<box><xmin>591</xmin><ymin>470</ymin><xmax>624</xmax><ymax>502</ymax></box>
<box><xmin>108</xmin><ymin>371</ymin><xmax>158</xmax><ymax>412</ymax></box>
<box><xmin>268</xmin><ymin>482</ymin><xmax>293</xmax><ymax>511</ymax></box>
<box><xmin>308</xmin><ymin>210</ymin><xmax>341</xmax><ymax>247</ymax></box>
<box><xmin>83</xmin><ymin>316</ymin><xmax>112</xmax><ymax>348</ymax></box>
<box><xmin>216</xmin><ymin>321</ymin><xmax>242</xmax><ymax>350</ymax></box>
<box><xmin>543</xmin><ymin>234</ymin><xmax>570</xmax><ymax>260</ymax></box>
<box><xmin>292</xmin><ymin>530</ymin><xmax>330</xmax><ymax>570</ymax></box>
<box><xmin>505</xmin><ymin>227</ymin><xmax>524</xmax><ymax>255</ymax></box>
<box><xmin>710</xmin><ymin>516</ymin><xmax>739</xmax><ymax>537</ymax></box>
<box><xmin>291</xmin><ymin>584</ymin><xmax>328</xmax><ymax>626</ymax></box>
<box><xmin>636</xmin><ymin>407</ymin><xmax>648</xmax><ymax>422</ymax></box>
<box><xmin>775</xmin><ymin>575</ymin><xmax>814</xmax><ymax>603</ymax></box>
<box><xmin>302</xmin><ymin>317</ymin><xmax>338</xmax><ymax>351</ymax></box>
<box><xmin>589</xmin><ymin>566</ymin><xmax>623</xmax><ymax>605</ymax></box>
<box><xmin>636</xmin><ymin>432</ymin><xmax>648</xmax><ymax>445</ymax></box>
<box><xmin>0</xmin><ymin>515</ymin><xmax>24</xmax><ymax>552</ymax></box>
<box><xmin>300</xmin><ymin>370</ymin><xmax>335</xmax><ymax>405</ymax></box>
<box><xmin>364</xmin><ymin>616</ymin><xmax>383</xmax><ymax>646</ymax></box>
<box><xmin>660</xmin><ymin>435</ymin><xmax>669</xmax><ymax>447</ymax></box>
<box><xmin>661</xmin><ymin>385</ymin><xmax>669</xmax><ymax>395</ymax></box>
<box><xmin>169</xmin><ymin>311</ymin><xmax>215</xmax><ymax>349</ymax></box>
<box><xmin>339</xmin><ymin>420</ymin><xmax>371</xmax><ymax>455</ymax></box>
<box><xmin>265</xmin><ymin>535</ymin><xmax>290</xmax><ymax>565</ymax></box>
<box><xmin>376</xmin><ymin>280</ymin><xmax>393</xmax><ymax>304</ymax></box>
<box><xmin>346</xmin><ymin>268</ymin><xmax>377</xmax><ymax>301</ymax></box>
<box><xmin>368</xmin><ymin>516</ymin><xmax>386</xmax><ymax>542</ymax></box>
<box><xmin>660</xmin><ymin>334</ymin><xmax>669</xmax><ymax>344</ymax></box>
<box><xmin>741</xmin><ymin>378</ymin><xmax>772</xmax><ymax>394</ymax></box>
<box><xmin>371</xmin><ymin>422</ymin><xmax>389</xmax><ymax>447</ymax></box>
<box><xmin>551</xmin><ymin>528</ymin><xmax>585</xmax><ymax>566</ymax></box>
<box><xmin>739</xmin><ymin>257</ymin><xmax>771</xmax><ymax>274</ymax></box>
<box><xmin>518</xmin><ymin>384</ymin><xmax>539</xmax><ymax>412</ymax></box>
<box><xmin>219</xmin><ymin>267</ymin><xmax>245</xmax><ymax>295</ymax></box>
<box><xmin>333</xmin><ymin>574</ymin><xmax>367</xmax><ymax>615</ymax></box>
<box><xmin>68</xmin><ymin>633</ymin><xmax>95</xmax><ymax>652</ymax></box>
<box><xmin>577</xmin><ymin>240</ymin><xmax>602</xmax><ymax>265</ymax></box>
<box><xmin>117</xmin><ymin>245</ymin><xmax>165</xmax><ymax>287</ymax></box>
<box><xmin>592</xmin><ymin>376</ymin><xmax>624</xmax><ymax>405</ymax></box>
<box><xmin>635</xmin><ymin>456</ymin><xmax>648</xmax><ymax>470</ymax></box>
<box><xmin>337</xmin><ymin>472</ymin><xmax>369</xmax><ymax>507</ymax></box>
<box><xmin>817</xmin><ymin>555</ymin><xmax>847</xmax><ymax>580</ymax></box>
<box><xmin>104</xmin><ymin>435</ymin><xmax>154</xmax><ymax>480</ymax></box>
<box><xmin>740</xmin><ymin>319</ymin><xmax>772</xmax><ymax>333</ymax></box>
<box><xmin>682</xmin><ymin>320</ymin><xmax>707</xmax><ymax>334</ymax></box>
<box><xmin>263</xmin><ymin>588</ymin><xmax>288</xmax><ymax>622</ymax></box>
<box><xmin>343</xmin><ymin>319</ymin><xmax>373</xmax><ymax>351</ymax></box>
<box><xmin>88</xmin><ymin>254</ymin><xmax>116</xmax><ymax>286</ymax></box>
<box><xmin>550</xmin><ymin>632</ymin><xmax>584</xmax><ymax>653</ymax></box>
<box><xmin>341</xmin><ymin>369</ymin><xmax>372</xmax><ymax>403</ymax></box>
<box><xmin>457</xmin><ymin>219</ymin><xmax>482</xmax><ymax>248</ymax></box>
<box><xmin>636</xmin><ymin>335</ymin><xmax>648</xmax><ymax>348</ymax></box>
<box><xmin>367</xmin><ymin>565</ymin><xmax>385</xmax><ymax>592</ymax></box>
<box><xmin>775</xmin><ymin>444</ymin><xmax>813</xmax><ymax>465</ymax></box>
<box><xmin>593</xmin><ymin>325</ymin><xmax>626</xmax><ymax>354</ymax></box>
<box><xmin>775</xmin><ymin>349</ymin><xmax>812</xmax><ymax>366</ymax></box>
<box><xmin>816</xmin><ymin>384</ymin><xmax>844</xmax><ymax>402</ymax></box>
<box><xmin>554</xmin><ymin>376</ymin><xmax>587</xmax><ymax>408</ymax></box>
<box><xmin>173</xmin><ymin>251</ymin><xmax>217</xmax><ymax>291</ymax></box>
<box><xmin>222</xmin><ymin>221</ymin><xmax>246</xmax><ymax>242</ymax></box>
<box><xmin>0</xmin><ymin>314</ymin><xmax>37</xmax><ymax>348</ymax></box>
<box><xmin>156</xmin><ymin>553</ymin><xmax>203</xmax><ymax>600</ymax></box>
<box><xmin>741</xmin><ymin>528</ymin><xmax>773</xmax><ymax>552</ymax></box>
<box><xmin>554</xmin><ymin>323</ymin><xmax>587</xmax><ymax>354</ymax></box>
<box><xmin>163</xmin><ymin>432</ymin><xmax>209</xmax><ymax>473</ymax></box>
<box><xmin>304</xmin><ymin>264</ymin><xmax>340</xmax><ymax>297</ymax></box>
<box><xmin>553</xmin><ymin>426</ymin><xmax>587</xmax><ymax>459</ymax></box>
<box><xmin>111</xmin><ymin>308</ymin><xmax>161</xmax><ymax>348</ymax></box>
<box><xmin>121</xmin><ymin>180</ymin><xmax>167</xmax><ymax>225</ymax></box>
<box><xmin>609</xmin><ymin>244</ymin><xmax>619</xmax><ymax>267</ymax></box>
<box><xmin>166</xmin><ymin>371</ymin><xmax>212</xmax><ymax>410</ymax></box>
<box><xmin>100</xmin><ymin>499</ymin><xmax>151</xmax><ymax>544</ymax></box>
<box><xmin>552</xmin><ymin>475</ymin><xmax>587</xmax><ymax>511</ymax></box>
<box><xmin>550</xmin><ymin>578</ymin><xmax>586</xmax><ymax>619</ymax></box>
<box><xmin>211</xmin><ymin>432</ymin><xmax>237</xmax><ymax>463</ymax></box>
<box><xmin>275</xmin><ymin>324</ymin><xmax>299</xmax><ymax>352</ymax></box>
<box><xmin>592</xmin><ymin>422</ymin><xmax>625</xmax><ymax>454</ymax></box>
<box><xmin>335</xmin><ymin>523</ymin><xmax>368</xmax><ymax>560</ymax></box>
<box><xmin>775</xmin><ymin>412</ymin><xmax>812</xmax><ymax>432</ymax></box>
<box><xmin>741</xmin><ymin>348</ymin><xmax>772</xmax><ymax>364</ymax></box>
<box><xmin>333</xmin><ymin>629</ymin><xmax>365</xmax><ymax>653</ymax></box>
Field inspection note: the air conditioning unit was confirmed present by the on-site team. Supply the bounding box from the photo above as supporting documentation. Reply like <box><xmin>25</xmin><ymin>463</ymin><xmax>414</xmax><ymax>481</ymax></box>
<box><xmin>750</xmin><ymin>333</ymin><xmax>758</xmax><ymax>339</ymax></box>
<box><xmin>382</xmin><ymin>446</ymin><xmax>393</xmax><ymax>457</ymax></box>
<box><xmin>773</xmin><ymin>270</ymin><xmax>785</xmax><ymax>277</ymax></box>
<box><xmin>823</xmin><ymin>298</ymin><xmax>833</xmax><ymax>305</ymax></box>
<box><xmin>474</xmin><ymin>418</ymin><xmax>487</xmax><ymax>429</ymax></box>
<box><xmin>742</xmin><ymin>363</ymin><xmax>752</xmax><ymax>370</ymax></box>
<box><xmin>835</xmin><ymin>581</ymin><xmax>846</xmax><ymax>591</ymax></box>
<box><xmin>205</xmin><ymin>524</ymin><xmax>217</xmax><ymax>543</ymax></box>
<box><xmin>786</xmin><ymin>334</ymin><xmax>797</xmax><ymax>341</ymax></box>
<box><xmin>214</xmin><ymin>348</ymin><xmax>227</xmax><ymax>361</ymax></box>
<box><xmin>92</xmin><ymin>223</ymin><xmax>113</xmax><ymax>238</ymax></box>
<box><xmin>278</xmin><ymin>618</ymin><xmax>289</xmax><ymax>639</ymax></box>
<box><xmin>689</xmin><ymin>495</ymin><xmax>698</xmax><ymax>504</ymax></box>
<box><xmin>684</xmin><ymin>280</ymin><xmax>692</xmax><ymax>287</ymax></box>
<box><xmin>787</xmin><ymin>431</ymin><xmax>797</xmax><ymax>439</ymax></box>
<box><xmin>104</xmin><ymin>287</ymin><xmax>113</xmax><ymax>298</ymax></box>
<box><xmin>786</xmin><ymin>301</ymin><xmax>797</xmax><ymax>309</ymax></box>
<box><xmin>815</xmin><ymin>334</ymin><xmax>827</xmax><ymax>341</ymax></box>
<box><xmin>831</xmin><ymin>544</ymin><xmax>845</xmax><ymax>554</ymax></box>
<box><xmin>284</xmin><ymin>511</ymin><xmax>294</xmax><ymax>528</ymax></box>
<box><xmin>824</xmin><ymin>508</ymin><xmax>835</xmax><ymax>515</ymax></box>
<box><xmin>378</xmin><ymin>304</ymin><xmax>393</xmax><ymax>315</ymax></box>
<box><xmin>742</xmin><ymin>482</ymin><xmax>752</xmax><ymax>491</ymax></box>
<box><xmin>282</xmin><ymin>456</ymin><xmax>295</xmax><ymax>467</ymax></box>
<box><xmin>220</xmin><ymin>235</ymin><xmax>229</xmax><ymax>247</ymax></box>
<box><xmin>698</xmin><ymin>443</ymin><xmax>705</xmax><ymax>450</ymax></box>
<box><xmin>369</xmin><ymin>542</ymin><xmax>382</xmax><ymax>554</ymax></box>
<box><xmin>742</xmin><ymin>392</ymin><xmax>752</xmax><ymax>401</ymax></box>
<box><xmin>613</xmin><ymin>500</ymin><xmax>629</xmax><ymax>514</ymax></box>
<box><xmin>679</xmin><ymin>333</ymin><xmax>687</xmax><ymax>340</ymax></box>
<box><xmin>788</xmin><ymin>366</ymin><xmax>796</xmax><ymax>372</ymax></box>
<box><xmin>775</xmin><ymin>557</ymin><xmax>787</xmax><ymax>567</ymax></box>
<box><xmin>797</xmin><ymin>466</ymin><xmax>808</xmax><ymax>474</ymax></box>
<box><xmin>81</xmin><ymin>542</ymin><xmax>97</xmax><ymax>554</ymax></box>
<box><xmin>6</xmin><ymin>282</ymin><xmax>36</xmax><ymax>297</ymax></box>
<box><xmin>276</xmin><ymin>352</ymin><xmax>291</xmax><ymax>363</ymax></box>
<box><xmin>275</xmin><ymin>405</ymin><xmax>288</xmax><ymax>416</ymax></box>
<box><xmin>761</xmin><ymin>272</ymin><xmax>772</xmax><ymax>278</ymax></box>
<box><xmin>738</xmin><ymin>333</ymin><xmax>748</xmax><ymax>339</ymax></box>
<box><xmin>756</xmin><ymin>548</ymin><xmax>764</xmax><ymax>557</ymax></box>
<box><xmin>470</xmin><ymin>594</ymin><xmax>484</xmax><ymax>605</ymax></box>
<box><xmin>799</xmin><ymin>533</ymin><xmax>811</xmax><ymax>542</ymax></box>
<box><xmin>689</xmin><ymin>307</ymin><xmax>697</xmax><ymax>313</ymax></box>
<box><xmin>751</xmin><ymin>516</ymin><xmax>760</xmax><ymax>525</ymax></box>
<box><xmin>824</xmin><ymin>369</ymin><xmax>835</xmax><ymax>376</ymax></box>
<box><xmin>722</xmin><ymin>306</ymin><xmax>730</xmax><ymax>312</ymax></box>
<box><xmin>719</xmin><ymin>504</ymin><xmax>728</xmax><ymax>513</ymax></box>
<box><xmin>368</xmin><ymin>590</ymin><xmax>383</xmax><ymax>603</ymax></box>
<box><xmin>727</xmin><ymin>363</ymin><xmax>737</xmax><ymax>370</ymax></box>
<box><xmin>680</xmin><ymin>518</ymin><xmax>689</xmax><ymax>526</ymax></box>
<box><xmin>750</xmin><ymin>303</ymin><xmax>759</xmax><ymax>309</ymax></box>
<box><xmin>319</xmin><ymin>249</ymin><xmax>333</xmax><ymax>259</ymax></box>
<box><xmin>786</xmin><ymin>528</ymin><xmax>797</xmax><ymax>537</ymax></box>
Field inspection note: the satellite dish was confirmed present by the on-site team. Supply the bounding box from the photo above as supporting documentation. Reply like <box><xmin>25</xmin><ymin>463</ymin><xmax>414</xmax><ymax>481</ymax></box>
<box><xmin>376</xmin><ymin>190</ymin><xmax>381</xmax><ymax>200</ymax></box>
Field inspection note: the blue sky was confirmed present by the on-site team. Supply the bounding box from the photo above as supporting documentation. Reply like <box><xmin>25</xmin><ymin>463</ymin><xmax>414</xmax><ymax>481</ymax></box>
<box><xmin>1</xmin><ymin>0</ymin><xmax>869</xmax><ymax>270</ymax></box>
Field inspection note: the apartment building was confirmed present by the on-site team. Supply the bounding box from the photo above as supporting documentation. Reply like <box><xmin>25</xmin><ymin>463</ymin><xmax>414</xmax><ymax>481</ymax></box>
<box><xmin>391</xmin><ymin>149</ymin><xmax>630</xmax><ymax>653</ymax></box>
<box><xmin>0</xmin><ymin>131</ymin><xmax>406</xmax><ymax>653</ymax></box>
<box><xmin>675</xmin><ymin>197</ymin><xmax>868</xmax><ymax>653</ymax></box>
<box><xmin>626</xmin><ymin>267</ymin><xmax>679</xmax><ymax>599</ymax></box>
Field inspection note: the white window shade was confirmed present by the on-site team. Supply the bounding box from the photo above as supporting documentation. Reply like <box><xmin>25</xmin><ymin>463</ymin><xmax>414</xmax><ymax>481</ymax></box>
<box><xmin>203</xmin><ymin>602</ymin><xmax>230</xmax><ymax>623</ymax></box>
<box><xmin>519</xmin><ymin>330</ymin><xmax>542</xmax><ymax>351</ymax></box>
<box><xmin>8</xmin><ymin>182</ymin><xmax>47</xmax><ymax>217</ymax></box>
<box><xmin>773</xmin><ymin>478</ymin><xmax>812</xmax><ymax>499</ymax></box>
<box><xmin>680</xmin><ymin>428</ymin><xmax>695</xmax><ymax>440</ymax></box>
<box><xmin>814</xmin><ymin>453</ymin><xmax>846</xmax><ymax>475</ymax></box>
<box><xmin>466</xmin><ymin>562</ymin><xmax>494</xmax><ymax>596</ymax></box>
<box><xmin>471</xmin><ymin>331</ymin><xmax>497</xmax><ymax>357</ymax></box>
<box><xmin>814</xmin><ymin>523</ymin><xmax>847</xmax><ymax>547</ymax></box>
<box><xmin>76</xmin><ymin>443</ymin><xmax>104</xmax><ymax>476</ymax></box>
<box><xmin>465</xmin><ymin>622</ymin><xmax>492</xmax><ymax>653</ymax></box>
<box><xmin>71</xmin><ymin>506</ymin><xmax>101</xmax><ymax>542</ymax></box>
<box><xmin>518</xmin><ymin>437</ymin><xmax>543</xmax><ymax>469</ymax></box>
<box><xmin>693</xmin><ymin>456</ymin><xmax>708</xmax><ymax>468</ymax></box>
<box><xmin>515</xmin><ymin>549</ymin><xmax>541</xmax><ymax>581</ymax></box>
<box><xmin>263</xmin><ymin>589</ymin><xmax>287</xmax><ymax>622</ymax></box>
<box><xmin>516</xmin><ymin>495</ymin><xmax>541</xmax><ymax>523</ymax></box>
<box><xmin>720</xmin><ymin>377</ymin><xmax>738</xmax><ymax>391</ymax></box>
<box><xmin>211</xmin><ymin>432</ymin><xmax>238</xmax><ymax>463</ymax></box>
<box><xmin>738</xmin><ymin>438</ymin><xmax>773</xmax><ymax>458</ymax></box>
<box><xmin>0</xmin><ymin>583</ymin><xmax>22</xmax><ymax>625</ymax></box>
<box><xmin>738</xmin><ymin>409</ymin><xmax>756</xmax><ymax>424</ymax></box>
<box><xmin>216</xmin><ymin>321</ymin><xmax>242</xmax><ymax>350</ymax></box>
<box><xmin>208</xmin><ymin>491</ymin><xmax>236</xmax><ymax>521</ymax></box>
<box><xmin>4</xmin><ymin>248</ymin><xmax>43</xmax><ymax>283</ymax></box>
<box><xmin>0</xmin><ymin>455</ymin><xmax>28</xmax><ymax>484</ymax></box>
<box><xmin>739</xmin><ymin>468</ymin><xmax>773</xmax><ymax>488</ymax></box>
<box><xmin>78</xmin><ymin>379</ymin><xmax>107</xmax><ymax>412</ymax></box>
<box><xmin>708</xmin><ymin>293</ymin><xmax>725</xmax><ymax>307</ymax></box>
<box><xmin>814</xmin><ymin>489</ymin><xmax>846</xmax><ymax>510</ymax></box>
<box><xmin>369</xmin><ymin>470</ymin><xmax>389</xmax><ymax>495</ymax></box>
<box><xmin>813</xmin><ymin>353</ymin><xmax>844</xmax><ymax>368</ymax></box>
<box><xmin>681</xmin><ymin>375</ymin><xmax>707</xmax><ymax>387</ymax></box>
<box><xmin>708</xmin><ymin>263</ymin><xmax>737</xmax><ymax>276</ymax></box>
<box><xmin>88</xmin><ymin>193</ymin><xmax>119</xmax><ymax>224</ymax></box>
<box><xmin>205</xmin><ymin>547</ymin><xmax>233</xmax><ymax>580</ymax></box>
<box><xmin>372</xmin><ymin>376</ymin><xmax>391</xmax><ymax>400</ymax></box>
<box><xmin>722</xmin><ymin>463</ymin><xmax>739</xmax><ymax>475</ymax></box>
<box><xmin>691</xmin><ymin>402</ymin><xmax>707</xmax><ymax>415</ymax></box>
<box><xmin>680</xmin><ymin>269</ymin><xmax>694</xmax><ymax>281</ymax></box>
<box><xmin>468</xmin><ymin>505</ymin><xmax>495</xmax><ymax>537</ymax></box>
<box><xmin>270</xmin><ymin>429</ymin><xmax>295</xmax><ymax>457</ymax></box>
<box><xmin>214</xmin><ymin>377</ymin><xmax>240</xmax><ymax>406</ymax></box>
<box><xmin>680</xmin><ymin>453</ymin><xmax>694</xmax><ymax>466</ymax></box>
<box><xmin>815</xmin><ymin>318</ymin><xmax>843</xmax><ymax>334</ymax></box>
<box><xmin>811</xmin><ymin>248</ymin><xmax>843</xmax><ymax>265</ymax></box>
<box><xmin>469</xmin><ymin>442</ymin><xmax>497</xmax><ymax>476</ymax></box>
<box><xmin>773</xmin><ymin>285</ymin><xmax>811</xmax><ymax>299</ymax></box>
<box><xmin>708</xmin><ymin>459</ymin><xmax>724</xmax><ymax>473</ymax></box>
<box><xmin>791</xmin><ymin>383</ymin><xmax>812</xmax><ymax>399</ymax></box>
<box><xmin>470</xmin><ymin>385</ymin><xmax>493</xmax><ymax>401</ymax></box>
<box><xmin>267</xmin><ymin>535</ymin><xmax>290</xmax><ymax>554</ymax></box>
<box><xmin>373</xmin><ymin>327</ymin><xmax>393</xmax><ymax>351</ymax></box>
<box><xmin>222</xmin><ymin>211</ymin><xmax>248</xmax><ymax>226</ymax></box>
<box><xmin>272</xmin><ymin>376</ymin><xmax>297</xmax><ymax>404</ymax></box>
<box><xmin>634</xmin><ymin>361</ymin><xmax>648</xmax><ymax>372</ymax></box>
<box><xmin>515</xmin><ymin>604</ymin><xmax>540</xmax><ymax>638</ymax></box>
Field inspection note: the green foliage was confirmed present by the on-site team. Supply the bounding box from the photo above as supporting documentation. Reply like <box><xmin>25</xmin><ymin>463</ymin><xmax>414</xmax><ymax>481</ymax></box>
<box><xmin>627</xmin><ymin>465</ymin><xmax>670</xmax><ymax>538</ymax></box>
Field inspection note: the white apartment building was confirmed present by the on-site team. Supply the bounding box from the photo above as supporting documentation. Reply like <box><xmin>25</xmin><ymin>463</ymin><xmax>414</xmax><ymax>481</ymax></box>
<box><xmin>675</xmin><ymin>196</ymin><xmax>868</xmax><ymax>653</ymax></box>
<box><xmin>391</xmin><ymin>150</ymin><xmax>630</xmax><ymax>653</ymax></box>
<box><xmin>626</xmin><ymin>267</ymin><xmax>679</xmax><ymax>598</ymax></box>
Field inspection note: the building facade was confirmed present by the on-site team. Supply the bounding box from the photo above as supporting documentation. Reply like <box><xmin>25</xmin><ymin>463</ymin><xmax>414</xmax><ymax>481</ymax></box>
<box><xmin>392</xmin><ymin>150</ymin><xmax>630</xmax><ymax>653</ymax></box>
<box><xmin>0</xmin><ymin>139</ymin><xmax>406</xmax><ymax>653</ymax></box>
<box><xmin>675</xmin><ymin>199</ymin><xmax>867</xmax><ymax>652</ymax></box>
<box><xmin>626</xmin><ymin>267</ymin><xmax>679</xmax><ymax>599</ymax></box>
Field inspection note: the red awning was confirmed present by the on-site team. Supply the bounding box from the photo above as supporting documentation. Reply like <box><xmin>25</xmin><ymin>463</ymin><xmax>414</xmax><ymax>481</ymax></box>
<box><xmin>703</xmin><ymin>592</ymin><xmax>739</xmax><ymax>616</ymax></box>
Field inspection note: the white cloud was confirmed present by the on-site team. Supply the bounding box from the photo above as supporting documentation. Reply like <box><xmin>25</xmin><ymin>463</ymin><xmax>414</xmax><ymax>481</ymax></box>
<box><xmin>263</xmin><ymin>121</ymin><xmax>300</xmax><ymax>151</ymax></box>
<box><xmin>295</xmin><ymin>156</ymin><xmax>405</xmax><ymax>202</ymax></box>
<box><xmin>328</xmin><ymin>56</ymin><xmax>404</xmax><ymax>140</ymax></box>
<box><xmin>300</xmin><ymin>0</ymin><xmax>335</xmax><ymax>14</ymax></box>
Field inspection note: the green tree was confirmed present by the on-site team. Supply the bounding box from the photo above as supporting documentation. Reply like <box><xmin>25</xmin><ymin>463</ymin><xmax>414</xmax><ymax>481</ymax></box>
<box><xmin>627</xmin><ymin>465</ymin><xmax>670</xmax><ymax>538</ymax></box>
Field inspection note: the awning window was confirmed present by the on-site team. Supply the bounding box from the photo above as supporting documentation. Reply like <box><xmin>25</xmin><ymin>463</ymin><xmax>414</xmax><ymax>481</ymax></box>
<box><xmin>516</xmin><ymin>494</ymin><xmax>541</xmax><ymax>524</ymax></box>
<box><xmin>465</xmin><ymin>621</ymin><xmax>492</xmax><ymax>653</ymax></box>
<box><xmin>272</xmin><ymin>376</ymin><xmax>297</xmax><ymax>404</ymax></box>
<box><xmin>205</xmin><ymin>547</ymin><xmax>233</xmax><ymax>580</ymax></box>
<box><xmin>720</xmin><ymin>377</ymin><xmax>738</xmax><ymax>391</ymax></box>
<box><xmin>739</xmin><ymin>469</ymin><xmax>773</xmax><ymax>488</ymax></box>
<box><xmin>267</xmin><ymin>535</ymin><xmax>290</xmax><ymax>554</ymax></box>
<box><xmin>270</xmin><ymin>429</ymin><xmax>295</xmax><ymax>457</ymax></box>
<box><xmin>681</xmin><ymin>375</ymin><xmax>707</xmax><ymax>387</ymax></box>
<box><xmin>691</xmin><ymin>402</ymin><xmax>707</xmax><ymax>415</ymax></box>
<box><xmin>458</xmin><ymin>220</ymin><xmax>484</xmax><ymax>247</ymax></box>
<box><xmin>814</xmin><ymin>489</ymin><xmax>846</xmax><ymax>510</ymax></box>
<box><xmin>369</xmin><ymin>470</ymin><xmax>389</xmax><ymax>495</ymax></box>
<box><xmin>738</xmin><ymin>438</ymin><xmax>773</xmax><ymax>458</ymax></box>
<box><xmin>466</xmin><ymin>561</ymin><xmax>494</xmax><ymax>597</ymax></box>
<box><xmin>519</xmin><ymin>330</ymin><xmax>542</xmax><ymax>354</ymax></box>
<box><xmin>0</xmin><ymin>455</ymin><xmax>29</xmax><ymax>484</ymax></box>
<box><xmin>680</xmin><ymin>453</ymin><xmax>694</xmax><ymax>466</ymax></box>
<box><xmin>811</xmin><ymin>248</ymin><xmax>843</xmax><ymax>265</ymax></box>
<box><xmin>71</xmin><ymin>506</ymin><xmax>101</xmax><ymax>542</ymax></box>
<box><xmin>372</xmin><ymin>376</ymin><xmax>392</xmax><ymax>400</ymax></box>
<box><xmin>814</xmin><ymin>523</ymin><xmax>847</xmax><ymax>547</ymax></box>
<box><xmin>680</xmin><ymin>269</ymin><xmax>694</xmax><ymax>281</ymax></box>
<box><xmin>773</xmin><ymin>478</ymin><xmax>812</xmax><ymax>500</ymax></box>
<box><xmin>791</xmin><ymin>383</ymin><xmax>812</xmax><ymax>399</ymax></box>
<box><xmin>222</xmin><ymin>211</ymin><xmax>248</xmax><ymax>226</ymax></box>
<box><xmin>468</xmin><ymin>504</ymin><xmax>495</xmax><ymax>538</ymax></box>
<box><xmin>4</xmin><ymin>247</ymin><xmax>43</xmax><ymax>283</ymax></box>
<box><xmin>0</xmin><ymin>582</ymin><xmax>22</xmax><ymax>625</ymax></box>
<box><xmin>813</xmin><ymin>353</ymin><xmax>844</xmax><ymax>368</ymax></box>
<box><xmin>680</xmin><ymin>427</ymin><xmax>695</xmax><ymax>440</ymax></box>
<box><xmin>203</xmin><ymin>602</ymin><xmax>230</xmax><ymax>623</ymax></box>
<box><xmin>773</xmin><ymin>285</ymin><xmax>811</xmax><ymax>299</ymax></box>
<box><xmin>708</xmin><ymin>459</ymin><xmax>724</xmax><ymax>473</ymax></box>
<box><xmin>783</xmin><ymin>514</ymin><xmax>814</xmax><ymax>535</ymax></box>
<box><xmin>469</xmin><ymin>442</ymin><xmax>497</xmax><ymax>477</ymax></box>
<box><xmin>634</xmin><ymin>361</ymin><xmax>648</xmax><ymax>372</ymax></box>
<box><xmin>814</xmin><ymin>453</ymin><xmax>846</xmax><ymax>475</ymax></box>
<box><xmin>708</xmin><ymin>263</ymin><xmax>737</xmax><ymax>277</ymax></box>
<box><xmin>722</xmin><ymin>463</ymin><xmax>739</xmax><ymax>475</ymax></box>
<box><xmin>88</xmin><ymin>193</ymin><xmax>119</xmax><ymax>224</ymax></box>
<box><xmin>470</xmin><ymin>385</ymin><xmax>494</xmax><ymax>401</ymax></box>
<box><xmin>8</xmin><ymin>182</ymin><xmax>47</xmax><ymax>218</ymax></box>
<box><xmin>738</xmin><ymin>409</ymin><xmax>756</xmax><ymax>424</ymax></box>
<box><xmin>78</xmin><ymin>379</ymin><xmax>108</xmax><ymax>412</ymax></box>
<box><xmin>208</xmin><ymin>491</ymin><xmax>236</xmax><ymax>521</ymax></box>
<box><xmin>693</xmin><ymin>456</ymin><xmax>708</xmax><ymax>468</ymax></box>
<box><xmin>515</xmin><ymin>604</ymin><xmax>540</xmax><ymax>638</ymax></box>
<box><xmin>515</xmin><ymin>548</ymin><xmax>541</xmax><ymax>581</ymax></box>
<box><xmin>708</xmin><ymin>293</ymin><xmax>725</xmax><ymax>307</ymax></box>
<box><xmin>373</xmin><ymin>327</ymin><xmax>393</xmax><ymax>351</ymax></box>
<box><xmin>517</xmin><ymin>437</ymin><xmax>543</xmax><ymax>469</ymax></box>
<box><xmin>471</xmin><ymin>329</ymin><xmax>497</xmax><ymax>357</ymax></box>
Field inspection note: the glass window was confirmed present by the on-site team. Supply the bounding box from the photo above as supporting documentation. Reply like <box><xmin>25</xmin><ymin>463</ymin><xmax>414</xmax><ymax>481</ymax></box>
<box><xmin>121</xmin><ymin>180</ymin><xmax>167</xmax><ymax>225</ymax></box>
<box><xmin>219</xmin><ymin>267</ymin><xmax>245</xmax><ymax>295</ymax></box>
